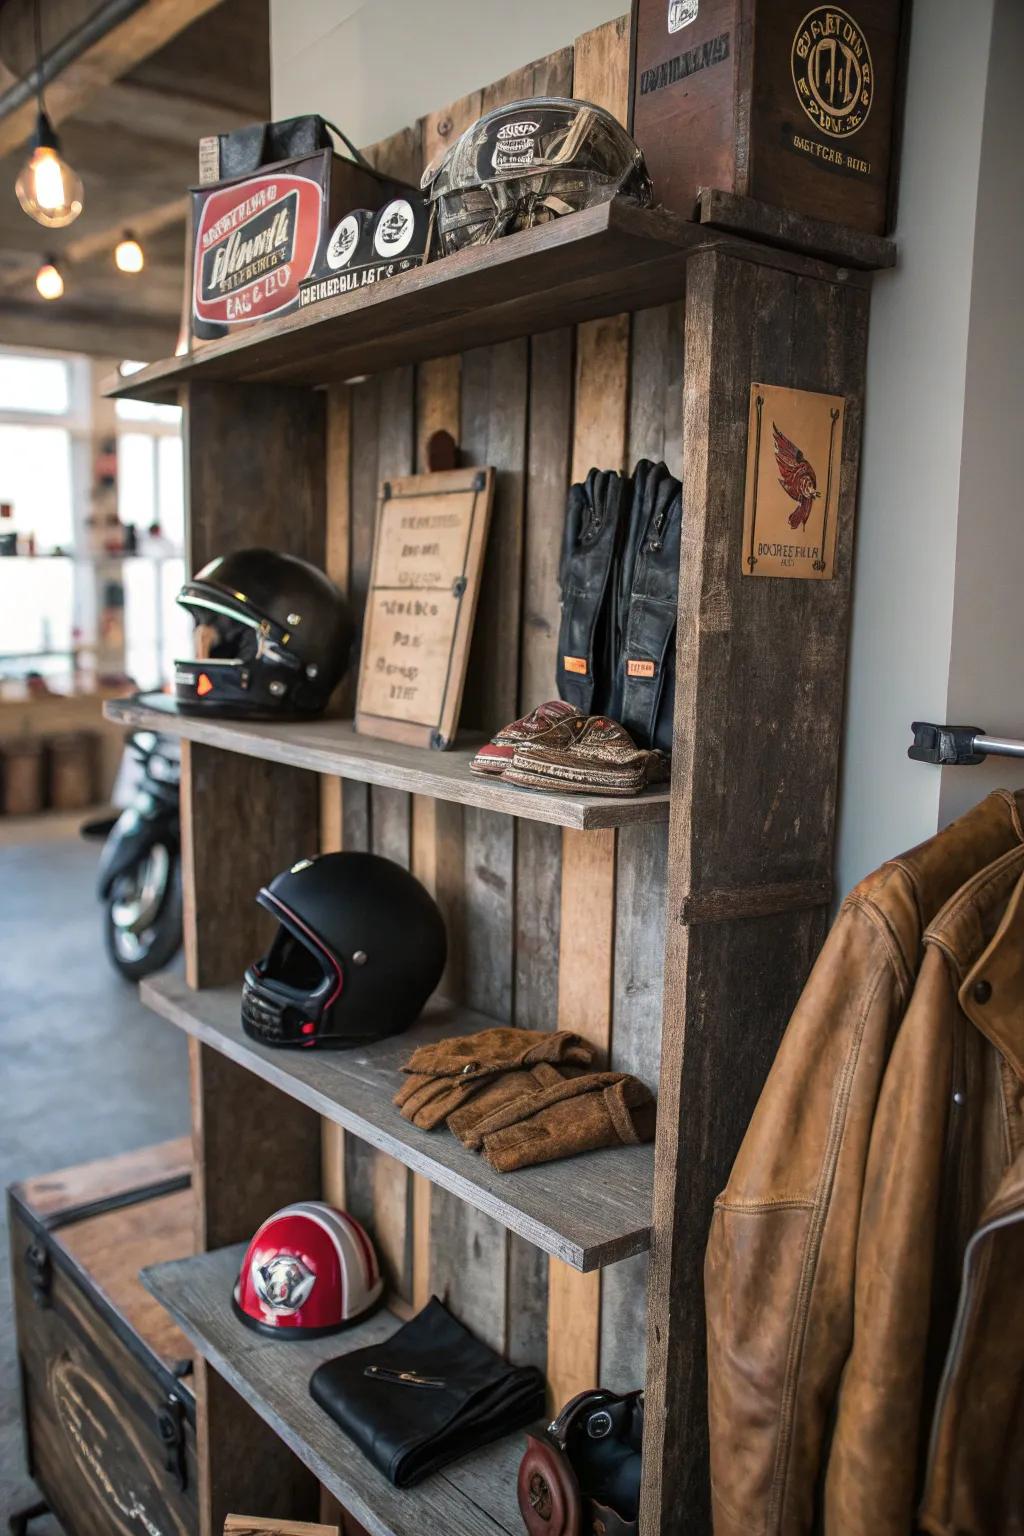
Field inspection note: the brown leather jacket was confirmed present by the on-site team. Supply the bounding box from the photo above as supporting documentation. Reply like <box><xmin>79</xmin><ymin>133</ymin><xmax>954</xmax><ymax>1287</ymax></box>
<box><xmin>705</xmin><ymin>790</ymin><xmax>1024</xmax><ymax>1535</ymax></box>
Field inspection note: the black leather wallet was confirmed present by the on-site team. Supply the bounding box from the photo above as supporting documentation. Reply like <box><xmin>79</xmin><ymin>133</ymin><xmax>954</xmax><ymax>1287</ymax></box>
<box><xmin>309</xmin><ymin>1296</ymin><xmax>545</xmax><ymax>1486</ymax></box>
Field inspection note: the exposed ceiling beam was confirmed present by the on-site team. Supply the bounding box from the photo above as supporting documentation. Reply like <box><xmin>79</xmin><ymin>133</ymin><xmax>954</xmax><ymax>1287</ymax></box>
<box><xmin>0</xmin><ymin>298</ymin><xmax>175</xmax><ymax>360</ymax></box>
<box><xmin>0</xmin><ymin>193</ymin><xmax>186</xmax><ymax>295</ymax></box>
<box><xmin>0</xmin><ymin>0</ymin><xmax>228</xmax><ymax>158</ymax></box>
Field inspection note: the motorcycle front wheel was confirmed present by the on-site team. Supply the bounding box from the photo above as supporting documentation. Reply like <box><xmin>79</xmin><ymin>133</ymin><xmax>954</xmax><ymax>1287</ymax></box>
<box><xmin>104</xmin><ymin>843</ymin><xmax>182</xmax><ymax>981</ymax></box>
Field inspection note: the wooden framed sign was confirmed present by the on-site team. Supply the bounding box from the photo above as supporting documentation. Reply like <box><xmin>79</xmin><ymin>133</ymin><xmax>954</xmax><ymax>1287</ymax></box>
<box><xmin>355</xmin><ymin>466</ymin><xmax>495</xmax><ymax>749</ymax></box>
<box><xmin>741</xmin><ymin>382</ymin><xmax>846</xmax><ymax>579</ymax></box>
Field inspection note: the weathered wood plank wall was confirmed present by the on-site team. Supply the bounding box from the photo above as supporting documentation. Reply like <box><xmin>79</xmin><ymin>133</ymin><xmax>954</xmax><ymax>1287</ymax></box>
<box><xmin>310</xmin><ymin>10</ymin><xmax>670</xmax><ymax>1515</ymax></box>
<box><xmin>327</xmin><ymin>8</ymin><xmax>665</xmax><ymax>1362</ymax></box>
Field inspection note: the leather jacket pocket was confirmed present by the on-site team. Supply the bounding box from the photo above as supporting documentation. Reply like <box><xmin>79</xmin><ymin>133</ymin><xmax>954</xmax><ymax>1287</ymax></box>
<box><xmin>706</xmin><ymin>1197</ymin><xmax>818</xmax><ymax>1536</ymax></box>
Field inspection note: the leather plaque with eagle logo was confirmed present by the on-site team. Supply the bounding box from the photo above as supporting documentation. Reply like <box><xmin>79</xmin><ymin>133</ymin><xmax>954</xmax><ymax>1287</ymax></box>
<box><xmin>741</xmin><ymin>382</ymin><xmax>846</xmax><ymax>579</ymax></box>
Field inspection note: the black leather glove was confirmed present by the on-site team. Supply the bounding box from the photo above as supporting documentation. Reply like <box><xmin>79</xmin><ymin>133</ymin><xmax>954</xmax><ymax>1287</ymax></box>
<box><xmin>557</xmin><ymin>469</ymin><xmax>628</xmax><ymax>717</ymax></box>
<box><xmin>613</xmin><ymin>459</ymin><xmax>682</xmax><ymax>753</ymax></box>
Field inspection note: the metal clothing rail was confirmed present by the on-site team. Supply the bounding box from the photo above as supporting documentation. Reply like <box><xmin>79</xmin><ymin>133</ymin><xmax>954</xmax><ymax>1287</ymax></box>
<box><xmin>909</xmin><ymin>722</ymin><xmax>1024</xmax><ymax>766</ymax></box>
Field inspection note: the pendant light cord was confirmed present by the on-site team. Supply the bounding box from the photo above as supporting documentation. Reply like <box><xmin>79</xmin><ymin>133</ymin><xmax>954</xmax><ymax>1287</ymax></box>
<box><xmin>33</xmin><ymin>0</ymin><xmax>46</xmax><ymax>116</ymax></box>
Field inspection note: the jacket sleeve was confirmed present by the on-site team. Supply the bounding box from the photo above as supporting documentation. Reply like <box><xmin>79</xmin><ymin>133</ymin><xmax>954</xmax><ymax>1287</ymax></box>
<box><xmin>704</xmin><ymin>898</ymin><xmax>910</xmax><ymax>1535</ymax></box>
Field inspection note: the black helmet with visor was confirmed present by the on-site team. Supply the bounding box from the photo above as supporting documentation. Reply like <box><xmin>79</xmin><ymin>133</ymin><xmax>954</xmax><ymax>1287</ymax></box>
<box><xmin>175</xmin><ymin>548</ymin><xmax>354</xmax><ymax>717</ymax></box>
<box><xmin>242</xmin><ymin>852</ymin><xmax>447</xmax><ymax>1049</ymax></box>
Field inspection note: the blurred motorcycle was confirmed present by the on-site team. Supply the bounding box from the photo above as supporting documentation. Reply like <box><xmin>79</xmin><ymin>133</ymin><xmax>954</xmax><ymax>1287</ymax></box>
<box><xmin>82</xmin><ymin>731</ymin><xmax>181</xmax><ymax>980</ymax></box>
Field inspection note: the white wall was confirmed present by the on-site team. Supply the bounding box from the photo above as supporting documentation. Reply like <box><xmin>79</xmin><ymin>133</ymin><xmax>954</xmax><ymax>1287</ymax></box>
<box><xmin>271</xmin><ymin>0</ymin><xmax>625</xmax><ymax>147</ymax></box>
<box><xmin>937</xmin><ymin>0</ymin><xmax>1024</xmax><ymax>827</ymax></box>
<box><xmin>835</xmin><ymin>0</ymin><xmax>1004</xmax><ymax>893</ymax></box>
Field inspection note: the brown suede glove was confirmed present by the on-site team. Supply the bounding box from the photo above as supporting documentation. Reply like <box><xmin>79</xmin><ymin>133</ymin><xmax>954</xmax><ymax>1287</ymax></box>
<box><xmin>446</xmin><ymin>1062</ymin><xmax>584</xmax><ymax>1147</ymax></box>
<box><xmin>393</xmin><ymin>1028</ymin><xmax>597</xmax><ymax>1129</ymax></box>
<box><xmin>401</xmin><ymin>1026</ymin><xmax>595</xmax><ymax>1083</ymax></box>
<box><xmin>472</xmin><ymin>1071</ymin><xmax>656</xmax><ymax>1172</ymax></box>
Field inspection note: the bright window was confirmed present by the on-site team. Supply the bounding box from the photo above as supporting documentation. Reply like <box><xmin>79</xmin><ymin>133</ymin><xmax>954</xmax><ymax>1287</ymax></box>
<box><xmin>0</xmin><ymin>558</ymin><xmax>74</xmax><ymax>680</ymax></box>
<box><xmin>115</xmin><ymin>395</ymin><xmax>183</xmax><ymax>426</ymax></box>
<box><xmin>0</xmin><ymin>349</ymin><xmax>185</xmax><ymax>693</ymax></box>
<box><xmin>122</xmin><ymin>555</ymin><xmax>189</xmax><ymax>692</ymax></box>
<box><xmin>0</xmin><ymin>423</ymin><xmax>74</xmax><ymax>548</ymax></box>
<box><xmin>0</xmin><ymin>353</ymin><xmax>70</xmax><ymax>415</ymax></box>
<box><xmin>117</xmin><ymin>430</ymin><xmax>185</xmax><ymax>548</ymax></box>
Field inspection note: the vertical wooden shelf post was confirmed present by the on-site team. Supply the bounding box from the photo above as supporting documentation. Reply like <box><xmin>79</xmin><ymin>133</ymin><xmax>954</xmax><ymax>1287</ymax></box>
<box><xmin>182</xmin><ymin>382</ymin><xmax>328</xmax><ymax>1535</ymax></box>
<box><xmin>640</xmin><ymin>248</ymin><xmax>868</xmax><ymax>1532</ymax></box>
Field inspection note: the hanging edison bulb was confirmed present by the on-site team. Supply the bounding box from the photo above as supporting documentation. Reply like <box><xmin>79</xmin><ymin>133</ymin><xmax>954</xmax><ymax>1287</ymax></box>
<box><xmin>114</xmin><ymin>231</ymin><xmax>144</xmax><ymax>273</ymax></box>
<box><xmin>16</xmin><ymin>113</ymin><xmax>83</xmax><ymax>229</ymax></box>
<box><xmin>35</xmin><ymin>258</ymin><xmax>64</xmax><ymax>300</ymax></box>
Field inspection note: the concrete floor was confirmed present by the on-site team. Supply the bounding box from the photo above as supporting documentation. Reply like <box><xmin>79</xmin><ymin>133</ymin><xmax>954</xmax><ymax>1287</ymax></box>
<box><xmin>0</xmin><ymin>830</ymin><xmax>189</xmax><ymax>1531</ymax></box>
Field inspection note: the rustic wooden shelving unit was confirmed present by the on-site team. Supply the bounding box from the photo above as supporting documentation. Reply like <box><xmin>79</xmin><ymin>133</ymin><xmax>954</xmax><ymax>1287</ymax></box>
<box><xmin>140</xmin><ymin>973</ymin><xmax>651</xmax><ymax>1270</ymax></box>
<box><xmin>144</xmin><ymin>1244</ymin><xmax>527</xmax><ymax>1536</ymax></box>
<box><xmin>106</xmin><ymin>696</ymin><xmax>671</xmax><ymax>830</ymax></box>
<box><xmin>111</xmin><ymin>16</ymin><xmax>890</xmax><ymax>1534</ymax></box>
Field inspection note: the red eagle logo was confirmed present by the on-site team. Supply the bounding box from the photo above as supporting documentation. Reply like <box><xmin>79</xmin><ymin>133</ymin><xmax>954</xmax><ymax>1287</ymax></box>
<box><xmin>773</xmin><ymin>423</ymin><xmax>820</xmax><ymax>530</ymax></box>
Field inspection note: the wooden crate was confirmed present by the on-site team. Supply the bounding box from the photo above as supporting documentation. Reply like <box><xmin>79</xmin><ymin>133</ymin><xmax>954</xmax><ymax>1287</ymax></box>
<box><xmin>8</xmin><ymin>1140</ymin><xmax>198</xmax><ymax>1536</ymax></box>
<box><xmin>0</xmin><ymin>691</ymin><xmax>125</xmax><ymax>807</ymax></box>
<box><xmin>629</xmin><ymin>0</ymin><xmax>908</xmax><ymax>234</ymax></box>
<box><xmin>1</xmin><ymin>737</ymin><xmax>44</xmax><ymax>816</ymax></box>
<box><xmin>47</xmin><ymin>730</ymin><xmax>99</xmax><ymax>811</ymax></box>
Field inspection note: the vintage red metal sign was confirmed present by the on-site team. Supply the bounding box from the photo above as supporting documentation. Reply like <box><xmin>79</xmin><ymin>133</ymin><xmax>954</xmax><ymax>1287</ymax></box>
<box><xmin>192</xmin><ymin>171</ymin><xmax>324</xmax><ymax>328</ymax></box>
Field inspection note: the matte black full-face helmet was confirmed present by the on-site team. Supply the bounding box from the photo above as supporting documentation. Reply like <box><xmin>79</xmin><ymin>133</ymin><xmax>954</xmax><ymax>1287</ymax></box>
<box><xmin>175</xmin><ymin>548</ymin><xmax>354</xmax><ymax>717</ymax></box>
<box><xmin>421</xmin><ymin>97</ymin><xmax>652</xmax><ymax>257</ymax></box>
<box><xmin>242</xmin><ymin>853</ymin><xmax>447</xmax><ymax>1049</ymax></box>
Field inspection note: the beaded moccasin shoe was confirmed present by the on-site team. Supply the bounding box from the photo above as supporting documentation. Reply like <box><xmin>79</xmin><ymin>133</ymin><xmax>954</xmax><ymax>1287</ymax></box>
<box><xmin>504</xmin><ymin>715</ymin><xmax>670</xmax><ymax>797</ymax></box>
<box><xmin>470</xmin><ymin>699</ymin><xmax>581</xmax><ymax>777</ymax></box>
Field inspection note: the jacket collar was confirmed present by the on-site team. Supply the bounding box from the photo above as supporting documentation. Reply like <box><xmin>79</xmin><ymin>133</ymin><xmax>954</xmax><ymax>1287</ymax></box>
<box><xmin>855</xmin><ymin>790</ymin><xmax>1024</xmax><ymax>987</ymax></box>
<box><xmin>926</xmin><ymin>843</ymin><xmax>1024</xmax><ymax>1085</ymax></box>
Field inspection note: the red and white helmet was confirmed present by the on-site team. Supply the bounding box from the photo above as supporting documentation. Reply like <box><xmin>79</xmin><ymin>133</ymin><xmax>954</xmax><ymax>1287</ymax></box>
<box><xmin>232</xmin><ymin>1201</ymin><xmax>384</xmax><ymax>1337</ymax></box>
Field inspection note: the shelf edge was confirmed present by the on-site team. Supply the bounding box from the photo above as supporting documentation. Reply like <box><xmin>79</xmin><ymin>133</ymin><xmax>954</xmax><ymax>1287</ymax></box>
<box><xmin>139</xmin><ymin>977</ymin><xmax>652</xmax><ymax>1272</ymax></box>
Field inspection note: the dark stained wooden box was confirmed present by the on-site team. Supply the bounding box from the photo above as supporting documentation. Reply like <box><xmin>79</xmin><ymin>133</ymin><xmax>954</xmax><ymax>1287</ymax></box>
<box><xmin>629</xmin><ymin>0</ymin><xmax>908</xmax><ymax>234</ymax></box>
<box><xmin>8</xmin><ymin>1140</ymin><xmax>198</xmax><ymax>1536</ymax></box>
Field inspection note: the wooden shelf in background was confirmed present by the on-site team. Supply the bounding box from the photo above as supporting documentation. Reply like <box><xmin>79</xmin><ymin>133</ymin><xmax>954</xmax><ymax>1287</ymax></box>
<box><xmin>102</xmin><ymin>197</ymin><xmax>880</xmax><ymax>405</ymax></box>
<box><xmin>141</xmin><ymin>972</ymin><xmax>653</xmax><ymax>1271</ymax></box>
<box><xmin>141</xmin><ymin>1243</ymin><xmax>526</xmax><ymax>1536</ymax></box>
<box><xmin>104</xmin><ymin>695</ymin><xmax>671</xmax><ymax>831</ymax></box>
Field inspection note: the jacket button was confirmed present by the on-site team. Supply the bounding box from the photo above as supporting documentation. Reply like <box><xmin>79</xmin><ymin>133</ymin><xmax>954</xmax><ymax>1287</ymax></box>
<box><xmin>972</xmin><ymin>979</ymin><xmax>992</xmax><ymax>1004</ymax></box>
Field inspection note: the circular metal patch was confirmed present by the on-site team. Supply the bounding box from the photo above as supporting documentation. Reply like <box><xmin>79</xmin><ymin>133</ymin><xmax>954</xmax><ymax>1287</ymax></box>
<box><xmin>791</xmin><ymin>7</ymin><xmax>873</xmax><ymax>138</ymax></box>
<box><xmin>326</xmin><ymin>213</ymin><xmax>362</xmax><ymax>270</ymax></box>
<box><xmin>373</xmin><ymin>199</ymin><xmax>416</xmax><ymax>258</ymax></box>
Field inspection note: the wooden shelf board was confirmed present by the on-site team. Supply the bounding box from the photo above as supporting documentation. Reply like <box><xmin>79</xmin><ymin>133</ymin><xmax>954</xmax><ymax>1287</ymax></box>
<box><xmin>696</xmin><ymin>187</ymin><xmax>898</xmax><ymax>271</ymax></box>
<box><xmin>141</xmin><ymin>1243</ymin><xmax>526</xmax><ymax>1536</ymax></box>
<box><xmin>104</xmin><ymin>695</ymin><xmax>671</xmax><ymax>831</ymax></box>
<box><xmin>141</xmin><ymin>973</ymin><xmax>653</xmax><ymax>1271</ymax></box>
<box><xmin>103</xmin><ymin>197</ymin><xmax>874</xmax><ymax>405</ymax></box>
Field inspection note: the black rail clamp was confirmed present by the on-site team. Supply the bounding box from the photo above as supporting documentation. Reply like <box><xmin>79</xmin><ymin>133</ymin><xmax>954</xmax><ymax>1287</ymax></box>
<box><xmin>909</xmin><ymin>722</ymin><xmax>987</xmax><ymax>767</ymax></box>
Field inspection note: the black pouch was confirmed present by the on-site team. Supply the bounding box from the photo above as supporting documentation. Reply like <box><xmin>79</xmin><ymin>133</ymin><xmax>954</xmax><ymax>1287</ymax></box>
<box><xmin>217</xmin><ymin>114</ymin><xmax>370</xmax><ymax>179</ymax></box>
<box><xmin>614</xmin><ymin>460</ymin><xmax>682</xmax><ymax>754</ymax></box>
<box><xmin>556</xmin><ymin>469</ymin><xmax>628</xmax><ymax>717</ymax></box>
<box><xmin>309</xmin><ymin>1296</ymin><xmax>545</xmax><ymax>1487</ymax></box>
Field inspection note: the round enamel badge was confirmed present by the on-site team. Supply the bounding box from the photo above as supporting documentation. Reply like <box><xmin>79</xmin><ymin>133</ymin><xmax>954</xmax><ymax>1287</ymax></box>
<box><xmin>326</xmin><ymin>214</ymin><xmax>361</xmax><ymax>269</ymax></box>
<box><xmin>791</xmin><ymin>7</ymin><xmax>873</xmax><ymax>139</ymax></box>
<box><xmin>373</xmin><ymin>199</ymin><xmax>416</xmax><ymax>258</ymax></box>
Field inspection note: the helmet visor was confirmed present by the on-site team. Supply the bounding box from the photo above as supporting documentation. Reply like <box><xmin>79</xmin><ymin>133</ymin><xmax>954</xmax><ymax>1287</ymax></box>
<box><xmin>242</xmin><ymin>891</ymin><xmax>342</xmax><ymax>1046</ymax></box>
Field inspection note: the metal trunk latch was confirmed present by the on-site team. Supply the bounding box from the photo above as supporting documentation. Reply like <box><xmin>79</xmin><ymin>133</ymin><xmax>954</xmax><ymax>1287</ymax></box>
<box><xmin>157</xmin><ymin>1393</ymin><xmax>188</xmax><ymax>1491</ymax></box>
<box><xmin>25</xmin><ymin>1242</ymin><xmax>52</xmax><ymax>1308</ymax></box>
